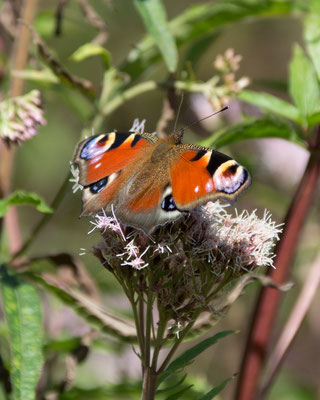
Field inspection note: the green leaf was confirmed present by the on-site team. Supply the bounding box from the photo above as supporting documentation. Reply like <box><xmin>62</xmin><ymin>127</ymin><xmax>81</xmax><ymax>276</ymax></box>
<box><xmin>306</xmin><ymin>111</ymin><xmax>320</xmax><ymax>127</ymax></box>
<box><xmin>164</xmin><ymin>385</ymin><xmax>194</xmax><ymax>400</ymax></box>
<box><xmin>34</xmin><ymin>10</ymin><xmax>56</xmax><ymax>37</ymax></box>
<box><xmin>156</xmin><ymin>375</ymin><xmax>187</xmax><ymax>395</ymax></box>
<box><xmin>304</xmin><ymin>13</ymin><xmax>320</xmax><ymax>81</ymax></box>
<box><xmin>289</xmin><ymin>44</ymin><xmax>320</xmax><ymax>122</ymax></box>
<box><xmin>0</xmin><ymin>265</ymin><xmax>43</xmax><ymax>400</ymax></box>
<box><xmin>310</xmin><ymin>0</ymin><xmax>320</xmax><ymax>15</ymax></box>
<box><xmin>70</xmin><ymin>44</ymin><xmax>111</xmax><ymax>69</ymax></box>
<box><xmin>201</xmin><ymin>116</ymin><xmax>306</xmax><ymax>149</ymax></box>
<box><xmin>238</xmin><ymin>90</ymin><xmax>300</xmax><ymax>122</ymax></box>
<box><xmin>123</xmin><ymin>0</ymin><xmax>294</xmax><ymax>80</ymax></box>
<box><xmin>196</xmin><ymin>376</ymin><xmax>234</xmax><ymax>400</ymax></box>
<box><xmin>25</xmin><ymin>272</ymin><xmax>137</xmax><ymax>343</ymax></box>
<box><xmin>0</xmin><ymin>190</ymin><xmax>53</xmax><ymax>217</ymax></box>
<box><xmin>44</xmin><ymin>337</ymin><xmax>82</xmax><ymax>354</ymax></box>
<box><xmin>134</xmin><ymin>0</ymin><xmax>178</xmax><ymax>73</ymax></box>
<box><xmin>158</xmin><ymin>330</ymin><xmax>235</xmax><ymax>386</ymax></box>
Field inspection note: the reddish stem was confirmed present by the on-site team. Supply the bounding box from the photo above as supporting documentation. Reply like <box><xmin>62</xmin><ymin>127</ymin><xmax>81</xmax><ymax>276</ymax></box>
<box><xmin>235</xmin><ymin>128</ymin><xmax>320</xmax><ymax>400</ymax></box>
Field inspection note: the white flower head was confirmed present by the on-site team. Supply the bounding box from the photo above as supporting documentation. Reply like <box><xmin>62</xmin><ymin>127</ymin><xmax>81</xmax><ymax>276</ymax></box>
<box><xmin>130</xmin><ymin>118</ymin><xmax>146</xmax><ymax>133</ymax></box>
<box><xmin>89</xmin><ymin>208</ymin><xmax>126</xmax><ymax>241</ymax></box>
<box><xmin>189</xmin><ymin>202</ymin><xmax>283</xmax><ymax>272</ymax></box>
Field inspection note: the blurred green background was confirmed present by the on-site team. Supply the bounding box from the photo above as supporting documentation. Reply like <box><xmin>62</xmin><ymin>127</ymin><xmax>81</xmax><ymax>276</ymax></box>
<box><xmin>1</xmin><ymin>0</ymin><xmax>320</xmax><ymax>399</ymax></box>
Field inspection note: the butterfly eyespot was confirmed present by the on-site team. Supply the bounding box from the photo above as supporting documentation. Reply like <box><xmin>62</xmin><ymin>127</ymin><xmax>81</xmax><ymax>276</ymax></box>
<box><xmin>161</xmin><ymin>195</ymin><xmax>177</xmax><ymax>212</ymax></box>
<box><xmin>227</xmin><ymin>164</ymin><xmax>238</xmax><ymax>174</ymax></box>
<box><xmin>214</xmin><ymin>161</ymin><xmax>248</xmax><ymax>194</ymax></box>
<box><xmin>89</xmin><ymin>177</ymin><xmax>108</xmax><ymax>194</ymax></box>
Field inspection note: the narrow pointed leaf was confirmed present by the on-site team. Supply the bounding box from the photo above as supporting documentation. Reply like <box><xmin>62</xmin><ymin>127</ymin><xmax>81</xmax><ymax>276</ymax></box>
<box><xmin>304</xmin><ymin>13</ymin><xmax>320</xmax><ymax>81</ymax></box>
<box><xmin>70</xmin><ymin>44</ymin><xmax>111</xmax><ymax>69</ymax></box>
<box><xmin>201</xmin><ymin>116</ymin><xmax>305</xmax><ymax>149</ymax></box>
<box><xmin>123</xmin><ymin>0</ymin><xmax>295</xmax><ymax>80</ymax></box>
<box><xmin>25</xmin><ymin>272</ymin><xmax>137</xmax><ymax>343</ymax></box>
<box><xmin>238</xmin><ymin>90</ymin><xmax>300</xmax><ymax>122</ymax></box>
<box><xmin>156</xmin><ymin>374</ymin><xmax>187</xmax><ymax>395</ymax></box>
<box><xmin>1</xmin><ymin>265</ymin><xmax>43</xmax><ymax>400</ymax></box>
<box><xmin>0</xmin><ymin>190</ymin><xmax>53</xmax><ymax>217</ymax></box>
<box><xmin>165</xmin><ymin>384</ymin><xmax>194</xmax><ymax>400</ymax></box>
<box><xmin>197</xmin><ymin>376</ymin><xmax>234</xmax><ymax>400</ymax></box>
<box><xmin>158</xmin><ymin>330</ymin><xmax>235</xmax><ymax>386</ymax></box>
<box><xmin>134</xmin><ymin>0</ymin><xmax>178</xmax><ymax>72</ymax></box>
<box><xmin>289</xmin><ymin>44</ymin><xmax>320</xmax><ymax>121</ymax></box>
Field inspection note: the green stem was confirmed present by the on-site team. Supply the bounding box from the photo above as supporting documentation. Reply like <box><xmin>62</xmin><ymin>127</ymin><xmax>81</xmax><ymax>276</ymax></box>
<box><xmin>9</xmin><ymin>171</ymin><xmax>71</xmax><ymax>263</ymax></box>
<box><xmin>158</xmin><ymin>269</ymin><xmax>233</xmax><ymax>374</ymax></box>
<box><xmin>206</xmin><ymin>269</ymin><xmax>233</xmax><ymax>304</ymax></box>
<box><xmin>96</xmin><ymin>81</ymin><xmax>158</xmax><ymax>127</ymax></box>
<box><xmin>151</xmin><ymin>315</ymin><xmax>168</xmax><ymax>370</ymax></box>
<box><xmin>142</xmin><ymin>366</ymin><xmax>158</xmax><ymax>400</ymax></box>
<box><xmin>157</xmin><ymin>310</ymin><xmax>201</xmax><ymax>375</ymax></box>
<box><xmin>144</xmin><ymin>272</ymin><xmax>154</xmax><ymax>369</ymax></box>
<box><xmin>94</xmin><ymin>77</ymin><xmax>221</xmax><ymax>128</ymax></box>
<box><xmin>138</xmin><ymin>294</ymin><xmax>145</xmax><ymax>362</ymax></box>
<box><xmin>126</xmin><ymin>283</ymin><xmax>145</xmax><ymax>363</ymax></box>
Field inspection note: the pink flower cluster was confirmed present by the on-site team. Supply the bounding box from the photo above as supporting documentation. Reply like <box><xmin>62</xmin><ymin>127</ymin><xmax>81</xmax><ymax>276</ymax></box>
<box><xmin>0</xmin><ymin>90</ymin><xmax>46</xmax><ymax>145</ymax></box>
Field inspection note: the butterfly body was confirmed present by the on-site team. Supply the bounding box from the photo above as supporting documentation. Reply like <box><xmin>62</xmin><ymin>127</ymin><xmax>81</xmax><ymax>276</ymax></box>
<box><xmin>74</xmin><ymin>130</ymin><xmax>251</xmax><ymax>232</ymax></box>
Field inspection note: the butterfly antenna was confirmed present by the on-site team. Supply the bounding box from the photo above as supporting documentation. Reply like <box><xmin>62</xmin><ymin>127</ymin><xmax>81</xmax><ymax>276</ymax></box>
<box><xmin>187</xmin><ymin>105</ymin><xmax>229</xmax><ymax>130</ymax></box>
<box><xmin>173</xmin><ymin>105</ymin><xmax>229</xmax><ymax>143</ymax></box>
<box><xmin>173</xmin><ymin>92</ymin><xmax>184</xmax><ymax>133</ymax></box>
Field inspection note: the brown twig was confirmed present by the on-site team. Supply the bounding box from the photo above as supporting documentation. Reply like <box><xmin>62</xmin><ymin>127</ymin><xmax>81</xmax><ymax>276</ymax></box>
<box><xmin>0</xmin><ymin>354</ymin><xmax>12</xmax><ymax>397</ymax></box>
<box><xmin>156</xmin><ymin>95</ymin><xmax>175</xmax><ymax>138</ymax></box>
<box><xmin>54</xmin><ymin>0</ymin><xmax>69</xmax><ymax>36</ymax></box>
<box><xmin>77</xmin><ymin>0</ymin><xmax>108</xmax><ymax>45</ymax></box>
<box><xmin>0</xmin><ymin>1</ymin><xmax>18</xmax><ymax>39</ymax></box>
<box><xmin>235</xmin><ymin>127</ymin><xmax>320</xmax><ymax>400</ymax></box>
<box><xmin>21</xmin><ymin>22</ymin><xmax>96</xmax><ymax>99</ymax></box>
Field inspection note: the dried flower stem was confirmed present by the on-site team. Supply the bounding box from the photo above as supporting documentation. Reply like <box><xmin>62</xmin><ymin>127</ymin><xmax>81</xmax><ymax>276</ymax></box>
<box><xmin>236</xmin><ymin>127</ymin><xmax>320</xmax><ymax>400</ymax></box>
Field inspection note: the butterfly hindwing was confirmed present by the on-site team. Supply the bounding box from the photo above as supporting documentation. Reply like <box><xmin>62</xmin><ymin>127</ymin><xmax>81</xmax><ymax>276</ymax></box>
<box><xmin>171</xmin><ymin>146</ymin><xmax>250</xmax><ymax>210</ymax></box>
<box><xmin>117</xmin><ymin>183</ymin><xmax>182</xmax><ymax>232</ymax></box>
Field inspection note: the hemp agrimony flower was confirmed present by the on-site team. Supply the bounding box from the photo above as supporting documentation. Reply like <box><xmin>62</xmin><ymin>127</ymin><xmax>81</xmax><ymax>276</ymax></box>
<box><xmin>0</xmin><ymin>90</ymin><xmax>46</xmax><ymax>145</ymax></box>
<box><xmin>73</xmin><ymin>119</ymin><xmax>281</xmax><ymax>399</ymax></box>
<box><xmin>84</xmin><ymin>200</ymin><xmax>281</xmax><ymax>398</ymax></box>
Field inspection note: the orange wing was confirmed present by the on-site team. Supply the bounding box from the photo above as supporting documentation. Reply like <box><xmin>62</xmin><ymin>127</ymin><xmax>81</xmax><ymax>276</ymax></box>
<box><xmin>171</xmin><ymin>147</ymin><xmax>250</xmax><ymax>210</ymax></box>
<box><xmin>73</xmin><ymin>131</ymin><xmax>157</xmax><ymax>215</ymax></box>
<box><xmin>74</xmin><ymin>132</ymin><xmax>157</xmax><ymax>186</ymax></box>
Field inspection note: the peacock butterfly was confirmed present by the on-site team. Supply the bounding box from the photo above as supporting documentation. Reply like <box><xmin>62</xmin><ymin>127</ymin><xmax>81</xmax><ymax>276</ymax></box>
<box><xmin>73</xmin><ymin>127</ymin><xmax>251</xmax><ymax>232</ymax></box>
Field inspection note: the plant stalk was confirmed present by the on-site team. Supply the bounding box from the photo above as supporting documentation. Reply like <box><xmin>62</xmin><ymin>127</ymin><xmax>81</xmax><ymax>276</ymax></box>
<box><xmin>235</xmin><ymin>128</ymin><xmax>320</xmax><ymax>400</ymax></box>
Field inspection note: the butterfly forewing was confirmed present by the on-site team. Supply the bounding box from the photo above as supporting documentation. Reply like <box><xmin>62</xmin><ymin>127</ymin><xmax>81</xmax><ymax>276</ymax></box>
<box><xmin>74</xmin><ymin>131</ymin><xmax>157</xmax><ymax>216</ymax></box>
<box><xmin>74</xmin><ymin>132</ymin><xmax>157</xmax><ymax>186</ymax></box>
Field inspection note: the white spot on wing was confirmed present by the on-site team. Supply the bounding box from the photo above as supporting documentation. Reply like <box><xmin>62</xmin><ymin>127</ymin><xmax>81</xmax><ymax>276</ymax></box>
<box><xmin>205</xmin><ymin>180</ymin><xmax>214</xmax><ymax>193</ymax></box>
